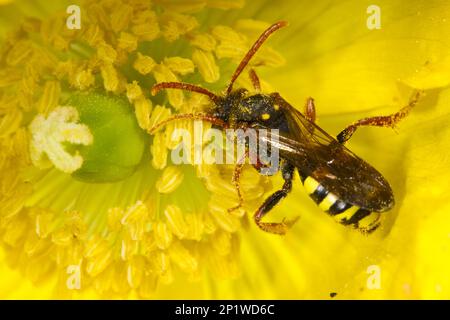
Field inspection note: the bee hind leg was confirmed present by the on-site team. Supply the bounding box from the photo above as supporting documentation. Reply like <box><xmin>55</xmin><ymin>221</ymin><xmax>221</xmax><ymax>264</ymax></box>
<box><xmin>336</xmin><ymin>91</ymin><xmax>422</xmax><ymax>144</ymax></box>
<box><xmin>254</xmin><ymin>162</ymin><xmax>299</xmax><ymax>235</ymax></box>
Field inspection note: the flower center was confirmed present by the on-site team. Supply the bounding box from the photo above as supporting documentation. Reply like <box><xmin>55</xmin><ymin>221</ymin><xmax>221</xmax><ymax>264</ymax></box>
<box><xmin>69</xmin><ymin>92</ymin><xmax>147</xmax><ymax>183</ymax></box>
<box><xmin>0</xmin><ymin>0</ymin><xmax>285</xmax><ymax>298</ymax></box>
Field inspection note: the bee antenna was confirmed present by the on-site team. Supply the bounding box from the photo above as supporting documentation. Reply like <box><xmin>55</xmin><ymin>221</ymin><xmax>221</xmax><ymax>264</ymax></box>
<box><xmin>151</xmin><ymin>82</ymin><xmax>220</xmax><ymax>103</ymax></box>
<box><xmin>226</xmin><ymin>21</ymin><xmax>288</xmax><ymax>95</ymax></box>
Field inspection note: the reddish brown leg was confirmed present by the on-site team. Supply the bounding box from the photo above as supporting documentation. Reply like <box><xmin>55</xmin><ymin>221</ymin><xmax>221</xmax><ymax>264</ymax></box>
<box><xmin>254</xmin><ymin>162</ymin><xmax>299</xmax><ymax>235</ymax></box>
<box><xmin>227</xmin><ymin>21</ymin><xmax>288</xmax><ymax>94</ymax></box>
<box><xmin>228</xmin><ymin>157</ymin><xmax>246</xmax><ymax>213</ymax></box>
<box><xmin>148</xmin><ymin>113</ymin><xmax>228</xmax><ymax>134</ymax></box>
<box><xmin>249</xmin><ymin>69</ymin><xmax>261</xmax><ymax>92</ymax></box>
<box><xmin>336</xmin><ymin>91</ymin><xmax>421</xmax><ymax>144</ymax></box>
<box><xmin>337</xmin><ymin>91</ymin><xmax>422</xmax><ymax>144</ymax></box>
<box><xmin>151</xmin><ymin>82</ymin><xmax>220</xmax><ymax>103</ymax></box>
<box><xmin>304</xmin><ymin>97</ymin><xmax>316</xmax><ymax>123</ymax></box>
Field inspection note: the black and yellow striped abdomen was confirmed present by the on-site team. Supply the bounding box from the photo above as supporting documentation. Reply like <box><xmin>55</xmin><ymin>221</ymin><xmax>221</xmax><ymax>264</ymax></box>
<box><xmin>301</xmin><ymin>175</ymin><xmax>381</xmax><ymax>233</ymax></box>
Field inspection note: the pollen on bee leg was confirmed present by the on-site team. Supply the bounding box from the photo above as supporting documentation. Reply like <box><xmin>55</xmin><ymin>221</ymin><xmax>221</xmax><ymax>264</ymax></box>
<box><xmin>29</xmin><ymin>106</ymin><xmax>93</xmax><ymax>173</ymax></box>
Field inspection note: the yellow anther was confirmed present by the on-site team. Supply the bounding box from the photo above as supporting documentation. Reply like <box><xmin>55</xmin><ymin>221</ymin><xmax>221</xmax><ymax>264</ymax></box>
<box><xmin>185</xmin><ymin>213</ymin><xmax>204</xmax><ymax>240</ymax></box>
<box><xmin>149</xmin><ymin>105</ymin><xmax>172</xmax><ymax>132</ymax></box>
<box><xmin>134</xmin><ymin>97</ymin><xmax>152</xmax><ymax>130</ymax></box>
<box><xmin>156</xmin><ymin>166</ymin><xmax>184</xmax><ymax>194</ymax></box>
<box><xmin>6</xmin><ymin>40</ymin><xmax>33</xmax><ymax>66</ymax></box>
<box><xmin>131</xmin><ymin>10</ymin><xmax>160</xmax><ymax>41</ymax></box>
<box><xmin>37</xmin><ymin>80</ymin><xmax>61</xmax><ymax>115</ymax></box>
<box><xmin>153</xmin><ymin>64</ymin><xmax>184</xmax><ymax>109</ymax></box>
<box><xmin>133</xmin><ymin>52</ymin><xmax>156</xmax><ymax>75</ymax></box>
<box><xmin>154</xmin><ymin>221</ymin><xmax>173</xmax><ymax>249</ymax></box>
<box><xmin>169</xmin><ymin>241</ymin><xmax>198</xmax><ymax>273</ymax></box>
<box><xmin>82</xmin><ymin>24</ymin><xmax>105</xmax><ymax>47</ymax></box>
<box><xmin>0</xmin><ymin>109</ymin><xmax>22</xmax><ymax>138</ymax></box>
<box><xmin>151</xmin><ymin>132</ymin><xmax>168</xmax><ymax>169</ymax></box>
<box><xmin>156</xmin><ymin>0</ymin><xmax>207</xmax><ymax>13</ymax></box>
<box><xmin>209</xmin><ymin>205</ymin><xmax>241</xmax><ymax>233</ymax></box>
<box><xmin>97</xmin><ymin>42</ymin><xmax>118</xmax><ymax>64</ymax></box>
<box><xmin>207</xmin><ymin>0</ymin><xmax>245</xmax><ymax>9</ymax></box>
<box><xmin>160</xmin><ymin>12</ymin><xmax>198</xmax><ymax>42</ymax></box>
<box><xmin>234</xmin><ymin>19</ymin><xmax>270</xmax><ymax>36</ymax></box>
<box><xmin>190</xmin><ymin>33</ymin><xmax>217</xmax><ymax>51</ymax></box>
<box><xmin>101</xmin><ymin>63</ymin><xmax>119</xmax><ymax>92</ymax></box>
<box><xmin>192</xmin><ymin>49</ymin><xmax>220</xmax><ymax>83</ymax></box>
<box><xmin>127</xmin><ymin>256</ymin><xmax>145</xmax><ymax>288</ymax></box>
<box><xmin>29</xmin><ymin>106</ymin><xmax>93</xmax><ymax>173</ymax></box>
<box><xmin>71</xmin><ymin>67</ymin><xmax>95</xmax><ymax>90</ymax></box>
<box><xmin>110</xmin><ymin>3</ymin><xmax>133</xmax><ymax>33</ymax></box>
<box><xmin>121</xmin><ymin>201</ymin><xmax>149</xmax><ymax>225</ymax></box>
<box><xmin>163</xmin><ymin>56</ymin><xmax>195</xmax><ymax>76</ymax></box>
<box><xmin>212</xmin><ymin>230</ymin><xmax>232</xmax><ymax>256</ymax></box>
<box><xmin>126</xmin><ymin>81</ymin><xmax>144</xmax><ymax>102</ymax></box>
<box><xmin>164</xmin><ymin>204</ymin><xmax>188</xmax><ymax>238</ymax></box>
<box><xmin>35</xmin><ymin>211</ymin><xmax>53</xmax><ymax>239</ymax></box>
<box><xmin>212</xmin><ymin>25</ymin><xmax>248</xmax><ymax>60</ymax></box>
<box><xmin>118</xmin><ymin>32</ymin><xmax>138</xmax><ymax>52</ymax></box>
<box><xmin>261</xmin><ymin>113</ymin><xmax>270</xmax><ymax>120</ymax></box>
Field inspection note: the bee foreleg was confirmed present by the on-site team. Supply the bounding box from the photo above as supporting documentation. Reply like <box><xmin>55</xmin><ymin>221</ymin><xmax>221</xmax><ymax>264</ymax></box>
<box><xmin>228</xmin><ymin>152</ymin><xmax>247</xmax><ymax>213</ymax></box>
<box><xmin>254</xmin><ymin>162</ymin><xmax>299</xmax><ymax>235</ymax></box>
<box><xmin>336</xmin><ymin>91</ymin><xmax>422</xmax><ymax>144</ymax></box>
<box><xmin>148</xmin><ymin>113</ymin><xmax>228</xmax><ymax>134</ymax></box>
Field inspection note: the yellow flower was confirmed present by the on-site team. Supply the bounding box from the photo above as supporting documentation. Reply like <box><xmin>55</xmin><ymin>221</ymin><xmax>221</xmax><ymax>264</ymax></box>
<box><xmin>1</xmin><ymin>0</ymin><xmax>450</xmax><ymax>300</ymax></box>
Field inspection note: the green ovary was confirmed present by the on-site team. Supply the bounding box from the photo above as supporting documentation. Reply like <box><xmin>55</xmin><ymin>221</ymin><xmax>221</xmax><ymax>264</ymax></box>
<box><xmin>70</xmin><ymin>92</ymin><xmax>148</xmax><ymax>183</ymax></box>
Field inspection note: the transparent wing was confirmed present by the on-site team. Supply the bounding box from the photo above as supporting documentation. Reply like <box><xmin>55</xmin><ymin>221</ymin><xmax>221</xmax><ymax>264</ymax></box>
<box><xmin>258</xmin><ymin>100</ymin><xmax>394</xmax><ymax>212</ymax></box>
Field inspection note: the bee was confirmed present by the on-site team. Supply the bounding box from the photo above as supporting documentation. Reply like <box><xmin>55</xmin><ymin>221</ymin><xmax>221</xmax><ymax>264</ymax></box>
<box><xmin>150</xmin><ymin>21</ymin><xmax>420</xmax><ymax>235</ymax></box>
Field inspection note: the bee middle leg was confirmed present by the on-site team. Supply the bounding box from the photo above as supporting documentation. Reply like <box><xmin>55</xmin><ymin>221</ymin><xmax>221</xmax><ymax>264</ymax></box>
<box><xmin>336</xmin><ymin>91</ymin><xmax>422</xmax><ymax>144</ymax></box>
<box><xmin>249</xmin><ymin>69</ymin><xmax>261</xmax><ymax>92</ymax></box>
<box><xmin>254</xmin><ymin>162</ymin><xmax>299</xmax><ymax>235</ymax></box>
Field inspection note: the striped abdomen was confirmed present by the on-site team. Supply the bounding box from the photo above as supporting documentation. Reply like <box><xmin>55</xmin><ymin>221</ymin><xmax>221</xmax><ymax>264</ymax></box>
<box><xmin>301</xmin><ymin>175</ymin><xmax>381</xmax><ymax>233</ymax></box>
